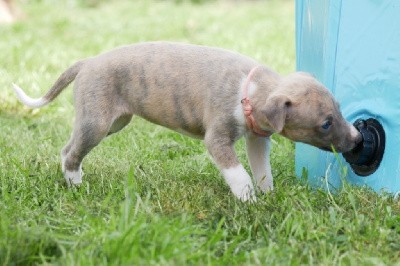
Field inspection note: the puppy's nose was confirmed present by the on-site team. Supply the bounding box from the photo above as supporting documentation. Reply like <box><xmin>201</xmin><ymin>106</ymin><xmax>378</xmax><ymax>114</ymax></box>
<box><xmin>354</xmin><ymin>131</ymin><xmax>363</xmax><ymax>144</ymax></box>
<box><xmin>349</xmin><ymin>124</ymin><xmax>362</xmax><ymax>144</ymax></box>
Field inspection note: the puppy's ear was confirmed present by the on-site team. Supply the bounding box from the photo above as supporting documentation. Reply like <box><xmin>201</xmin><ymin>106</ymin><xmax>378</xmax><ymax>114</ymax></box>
<box><xmin>262</xmin><ymin>95</ymin><xmax>291</xmax><ymax>133</ymax></box>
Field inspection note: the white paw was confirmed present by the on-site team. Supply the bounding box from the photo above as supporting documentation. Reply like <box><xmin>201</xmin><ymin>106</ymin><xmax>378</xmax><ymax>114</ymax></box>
<box><xmin>235</xmin><ymin>184</ymin><xmax>257</xmax><ymax>202</ymax></box>
<box><xmin>64</xmin><ymin>165</ymin><xmax>83</xmax><ymax>186</ymax></box>
<box><xmin>222</xmin><ymin>165</ymin><xmax>256</xmax><ymax>202</ymax></box>
<box><xmin>257</xmin><ymin>174</ymin><xmax>274</xmax><ymax>193</ymax></box>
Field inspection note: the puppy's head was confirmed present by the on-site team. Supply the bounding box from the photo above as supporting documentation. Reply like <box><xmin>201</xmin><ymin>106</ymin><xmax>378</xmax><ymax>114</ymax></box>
<box><xmin>259</xmin><ymin>72</ymin><xmax>362</xmax><ymax>153</ymax></box>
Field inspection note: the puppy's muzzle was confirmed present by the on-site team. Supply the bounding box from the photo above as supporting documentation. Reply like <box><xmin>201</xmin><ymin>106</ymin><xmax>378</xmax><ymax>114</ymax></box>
<box><xmin>319</xmin><ymin>124</ymin><xmax>362</xmax><ymax>153</ymax></box>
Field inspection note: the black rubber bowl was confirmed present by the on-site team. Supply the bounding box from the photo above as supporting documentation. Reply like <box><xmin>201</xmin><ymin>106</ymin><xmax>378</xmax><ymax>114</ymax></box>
<box><xmin>343</xmin><ymin>118</ymin><xmax>385</xmax><ymax>176</ymax></box>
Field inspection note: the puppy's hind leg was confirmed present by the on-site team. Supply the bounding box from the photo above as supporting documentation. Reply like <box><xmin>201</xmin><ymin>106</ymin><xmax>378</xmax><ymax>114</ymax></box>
<box><xmin>205</xmin><ymin>129</ymin><xmax>256</xmax><ymax>202</ymax></box>
<box><xmin>62</xmin><ymin>119</ymin><xmax>109</xmax><ymax>186</ymax></box>
<box><xmin>61</xmin><ymin>137</ymin><xmax>74</xmax><ymax>174</ymax></box>
<box><xmin>61</xmin><ymin>113</ymin><xmax>133</xmax><ymax>186</ymax></box>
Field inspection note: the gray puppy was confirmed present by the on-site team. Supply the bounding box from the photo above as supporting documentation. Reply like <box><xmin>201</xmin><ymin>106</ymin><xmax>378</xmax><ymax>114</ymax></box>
<box><xmin>13</xmin><ymin>42</ymin><xmax>361</xmax><ymax>201</ymax></box>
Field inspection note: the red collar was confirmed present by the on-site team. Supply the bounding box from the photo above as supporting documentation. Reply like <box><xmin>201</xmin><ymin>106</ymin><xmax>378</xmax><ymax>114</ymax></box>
<box><xmin>241</xmin><ymin>66</ymin><xmax>272</xmax><ymax>138</ymax></box>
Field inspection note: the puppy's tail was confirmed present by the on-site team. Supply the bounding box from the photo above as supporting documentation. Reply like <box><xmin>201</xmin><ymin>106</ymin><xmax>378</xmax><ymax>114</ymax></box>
<box><xmin>12</xmin><ymin>60</ymin><xmax>85</xmax><ymax>108</ymax></box>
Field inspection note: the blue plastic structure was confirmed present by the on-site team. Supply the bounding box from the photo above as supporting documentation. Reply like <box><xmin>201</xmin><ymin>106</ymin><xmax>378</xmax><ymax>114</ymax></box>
<box><xmin>295</xmin><ymin>0</ymin><xmax>400</xmax><ymax>193</ymax></box>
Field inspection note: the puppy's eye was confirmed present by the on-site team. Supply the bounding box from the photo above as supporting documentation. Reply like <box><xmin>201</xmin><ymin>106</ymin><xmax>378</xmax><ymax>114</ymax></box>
<box><xmin>321</xmin><ymin>120</ymin><xmax>332</xmax><ymax>130</ymax></box>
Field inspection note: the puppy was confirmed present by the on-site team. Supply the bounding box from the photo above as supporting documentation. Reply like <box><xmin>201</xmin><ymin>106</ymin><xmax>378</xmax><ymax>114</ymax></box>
<box><xmin>12</xmin><ymin>42</ymin><xmax>362</xmax><ymax>201</ymax></box>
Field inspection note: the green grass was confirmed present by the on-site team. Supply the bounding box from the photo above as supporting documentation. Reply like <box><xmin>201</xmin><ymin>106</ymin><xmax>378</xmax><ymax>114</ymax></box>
<box><xmin>1</xmin><ymin>0</ymin><xmax>400</xmax><ymax>265</ymax></box>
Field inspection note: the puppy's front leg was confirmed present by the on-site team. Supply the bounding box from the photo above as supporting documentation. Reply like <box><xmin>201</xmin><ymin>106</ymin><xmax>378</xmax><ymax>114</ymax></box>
<box><xmin>205</xmin><ymin>130</ymin><xmax>255</xmax><ymax>202</ymax></box>
<box><xmin>245</xmin><ymin>134</ymin><xmax>273</xmax><ymax>192</ymax></box>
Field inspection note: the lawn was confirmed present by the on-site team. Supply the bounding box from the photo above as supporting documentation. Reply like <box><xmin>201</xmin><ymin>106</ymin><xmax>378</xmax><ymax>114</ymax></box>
<box><xmin>1</xmin><ymin>0</ymin><xmax>400</xmax><ymax>265</ymax></box>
